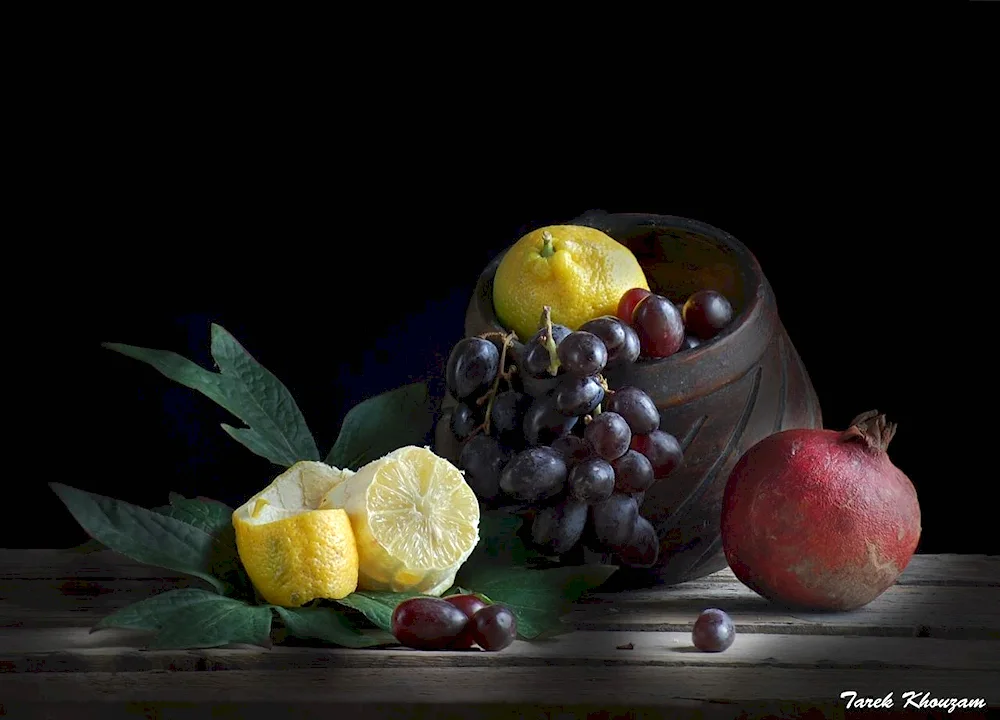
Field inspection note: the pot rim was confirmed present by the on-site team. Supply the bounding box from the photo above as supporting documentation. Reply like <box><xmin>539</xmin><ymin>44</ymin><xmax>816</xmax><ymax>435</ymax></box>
<box><xmin>468</xmin><ymin>212</ymin><xmax>778</xmax><ymax>404</ymax></box>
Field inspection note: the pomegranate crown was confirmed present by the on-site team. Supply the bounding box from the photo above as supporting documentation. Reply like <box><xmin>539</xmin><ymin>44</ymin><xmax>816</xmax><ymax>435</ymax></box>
<box><xmin>842</xmin><ymin>410</ymin><xmax>897</xmax><ymax>453</ymax></box>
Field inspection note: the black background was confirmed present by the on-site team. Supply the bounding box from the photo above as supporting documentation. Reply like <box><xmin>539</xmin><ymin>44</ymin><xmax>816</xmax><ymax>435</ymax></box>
<box><xmin>9</xmin><ymin>141</ymin><xmax>988</xmax><ymax>555</ymax></box>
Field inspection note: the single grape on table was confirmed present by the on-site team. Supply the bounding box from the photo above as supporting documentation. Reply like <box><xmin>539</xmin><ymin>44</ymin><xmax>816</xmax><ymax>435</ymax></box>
<box><xmin>471</xmin><ymin>604</ymin><xmax>518</xmax><ymax>652</ymax></box>
<box><xmin>692</xmin><ymin>608</ymin><xmax>735</xmax><ymax>652</ymax></box>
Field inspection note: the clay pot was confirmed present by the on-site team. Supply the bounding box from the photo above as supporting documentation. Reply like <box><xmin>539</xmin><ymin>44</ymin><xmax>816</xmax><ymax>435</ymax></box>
<box><xmin>445</xmin><ymin>210</ymin><xmax>822</xmax><ymax>587</ymax></box>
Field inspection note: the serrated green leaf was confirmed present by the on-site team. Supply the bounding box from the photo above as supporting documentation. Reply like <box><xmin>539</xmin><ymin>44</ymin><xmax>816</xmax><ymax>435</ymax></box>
<box><xmin>51</xmin><ymin>483</ymin><xmax>225</xmax><ymax>594</ymax></box>
<box><xmin>273</xmin><ymin>606</ymin><xmax>394</xmax><ymax>648</ymax></box>
<box><xmin>103</xmin><ymin>323</ymin><xmax>318</xmax><ymax>467</ymax></box>
<box><xmin>94</xmin><ymin>588</ymin><xmax>271</xmax><ymax>649</ymax></box>
<box><xmin>153</xmin><ymin>494</ymin><xmax>252</xmax><ymax>601</ymax></box>
<box><xmin>456</xmin><ymin>564</ymin><xmax>618</xmax><ymax>640</ymax></box>
<box><xmin>209</xmin><ymin>324</ymin><xmax>319</xmax><ymax>464</ymax></box>
<box><xmin>160</xmin><ymin>493</ymin><xmax>233</xmax><ymax>535</ymax></box>
<box><xmin>325</xmin><ymin>383</ymin><xmax>436</xmax><ymax>470</ymax></box>
<box><xmin>336</xmin><ymin>591</ymin><xmax>427</xmax><ymax>633</ymax></box>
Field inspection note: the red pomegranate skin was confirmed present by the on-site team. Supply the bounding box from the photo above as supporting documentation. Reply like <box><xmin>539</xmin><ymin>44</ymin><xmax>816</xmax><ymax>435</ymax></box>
<box><xmin>721</xmin><ymin>412</ymin><xmax>920</xmax><ymax>611</ymax></box>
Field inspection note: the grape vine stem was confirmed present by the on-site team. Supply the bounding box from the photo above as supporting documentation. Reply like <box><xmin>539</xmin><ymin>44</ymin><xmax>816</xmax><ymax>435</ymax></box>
<box><xmin>476</xmin><ymin>331</ymin><xmax>516</xmax><ymax>436</ymax></box>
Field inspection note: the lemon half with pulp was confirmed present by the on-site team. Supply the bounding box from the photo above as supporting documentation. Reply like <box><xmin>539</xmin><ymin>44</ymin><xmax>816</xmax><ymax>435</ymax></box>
<box><xmin>321</xmin><ymin>445</ymin><xmax>480</xmax><ymax>595</ymax></box>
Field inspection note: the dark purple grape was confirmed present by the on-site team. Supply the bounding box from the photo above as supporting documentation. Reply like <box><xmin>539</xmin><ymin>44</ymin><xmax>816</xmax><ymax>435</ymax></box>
<box><xmin>554</xmin><ymin>375</ymin><xmax>604</xmax><ymax>417</ymax></box>
<box><xmin>590</xmin><ymin>493</ymin><xmax>639</xmax><ymax>548</ymax></box>
<box><xmin>451</xmin><ymin>402</ymin><xmax>481</xmax><ymax>441</ymax></box>
<box><xmin>692</xmin><ymin>608</ymin><xmax>735</xmax><ymax>652</ymax></box>
<box><xmin>584</xmin><ymin>412</ymin><xmax>631</xmax><ymax>461</ymax></box>
<box><xmin>630</xmin><ymin>430</ymin><xmax>683</xmax><ymax>479</ymax></box>
<box><xmin>611</xmin><ymin>449</ymin><xmax>655</xmax><ymax>493</ymax></box>
<box><xmin>632</xmin><ymin>491</ymin><xmax>645</xmax><ymax>508</ymax></box>
<box><xmin>568</xmin><ymin>458</ymin><xmax>615</xmax><ymax>504</ymax></box>
<box><xmin>459</xmin><ymin>434</ymin><xmax>511</xmax><ymax>502</ymax></box>
<box><xmin>531</xmin><ymin>499</ymin><xmax>588</xmax><ymax>555</ymax></box>
<box><xmin>523</xmin><ymin>398</ymin><xmax>578</xmax><ymax>446</ymax></box>
<box><xmin>520</xmin><ymin>372</ymin><xmax>559</xmax><ymax>400</ymax></box>
<box><xmin>445</xmin><ymin>594</ymin><xmax>489</xmax><ymax>648</ymax></box>
<box><xmin>391</xmin><ymin>597</ymin><xmax>470</xmax><ymax>650</ymax></box>
<box><xmin>682</xmin><ymin>290</ymin><xmax>734</xmax><ymax>340</ymax></box>
<box><xmin>557</xmin><ymin>331</ymin><xmax>607</xmax><ymax>377</ymax></box>
<box><xmin>605</xmin><ymin>387</ymin><xmax>659</xmax><ymax>435</ymax></box>
<box><xmin>521</xmin><ymin>325</ymin><xmax>571</xmax><ymax>378</ymax></box>
<box><xmin>490</xmin><ymin>390</ymin><xmax>531</xmax><ymax>442</ymax></box>
<box><xmin>471</xmin><ymin>604</ymin><xmax>517</xmax><ymax>651</ymax></box>
<box><xmin>499</xmin><ymin>446</ymin><xmax>567</xmax><ymax>502</ymax></box>
<box><xmin>680</xmin><ymin>335</ymin><xmax>702</xmax><ymax>351</ymax></box>
<box><xmin>633</xmin><ymin>294</ymin><xmax>685</xmax><ymax>358</ymax></box>
<box><xmin>446</xmin><ymin>337</ymin><xmax>500</xmax><ymax>401</ymax></box>
<box><xmin>618</xmin><ymin>324</ymin><xmax>641</xmax><ymax>366</ymax></box>
<box><xmin>614</xmin><ymin>515</ymin><xmax>659</xmax><ymax>568</ymax></box>
<box><xmin>578</xmin><ymin>316</ymin><xmax>639</xmax><ymax>368</ymax></box>
<box><xmin>550</xmin><ymin>435</ymin><xmax>594</xmax><ymax>467</ymax></box>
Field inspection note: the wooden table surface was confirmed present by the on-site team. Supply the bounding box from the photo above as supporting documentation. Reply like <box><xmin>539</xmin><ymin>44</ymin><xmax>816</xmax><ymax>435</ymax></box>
<box><xmin>0</xmin><ymin>548</ymin><xmax>997</xmax><ymax>719</ymax></box>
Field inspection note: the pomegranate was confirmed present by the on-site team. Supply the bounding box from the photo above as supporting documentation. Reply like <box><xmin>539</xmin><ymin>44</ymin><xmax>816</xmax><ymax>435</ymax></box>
<box><xmin>721</xmin><ymin>411</ymin><xmax>920</xmax><ymax>611</ymax></box>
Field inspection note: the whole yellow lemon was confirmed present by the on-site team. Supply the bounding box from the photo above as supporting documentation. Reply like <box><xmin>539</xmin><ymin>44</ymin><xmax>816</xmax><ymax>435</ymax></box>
<box><xmin>492</xmin><ymin>225</ymin><xmax>649</xmax><ymax>341</ymax></box>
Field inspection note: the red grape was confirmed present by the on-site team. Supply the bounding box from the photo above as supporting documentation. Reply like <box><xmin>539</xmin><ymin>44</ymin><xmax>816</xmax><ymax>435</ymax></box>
<box><xmin>471</xmin><ymin>604</ymin><xmax>518</xmax><ymax>651</ymax></box>
<box><xmin>692</xmin><ymin>608</ymin><xmax>735</xmax><ymax>652</ymax></box>
<box><xmin>630</xmin><ymin>430</ymin><xmax>683</xmax><ymax>479</ymax></box>
<box><xmin>682</xmin><ymin>290</ymin><xmax>734</xmax><ymax>340</ymax></box>
<box><xmin>617</xmin><ymin>288</ymin><xmax>651</xmax><ymax>323</ymax></box>
<box><xmin>445</xmin><ymin>594</ymin><xmax>488</xmax><ymax>649</ymax></box>
<box><xmin>391</xmin><ymin>597</ymin><xmax>470</xmax><ymax>650</ymax></box>
<box><xmin>632</xmin><ymin>294</ymin><xmax>684</xmax><ymax>358</ymax></box>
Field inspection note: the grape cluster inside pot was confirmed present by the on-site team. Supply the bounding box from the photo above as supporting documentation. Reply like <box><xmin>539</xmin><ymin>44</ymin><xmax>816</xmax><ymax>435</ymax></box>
<box><xmin>443</xmin><ymin>307</ymin><xmax>690</xmax><ymax>569</ymax></box>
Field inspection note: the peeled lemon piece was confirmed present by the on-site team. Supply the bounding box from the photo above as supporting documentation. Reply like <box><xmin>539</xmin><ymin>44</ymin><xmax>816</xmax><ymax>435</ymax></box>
<box><xmin>321</xmin><ymin>445</ymin><xmax>480</xmax><ymax>596</ymax></box>
<box><xmin>233</xmin><ymin>461</ymin><xmax>359</xmax><ymax>607</ymax></box>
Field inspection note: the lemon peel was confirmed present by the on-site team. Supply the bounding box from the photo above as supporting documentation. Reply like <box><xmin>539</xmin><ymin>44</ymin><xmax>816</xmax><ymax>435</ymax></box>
<box><xmin>233</xmin><ymin>461</ymin><xmax>359</xmax><ymax>607</ymax></box>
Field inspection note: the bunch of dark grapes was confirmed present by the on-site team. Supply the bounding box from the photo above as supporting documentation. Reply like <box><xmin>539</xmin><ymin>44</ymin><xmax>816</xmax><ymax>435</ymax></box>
<box><xmin>442</xmin><ymin>307</ymin><xmax>684</xmax><ymax>569</ymax></box>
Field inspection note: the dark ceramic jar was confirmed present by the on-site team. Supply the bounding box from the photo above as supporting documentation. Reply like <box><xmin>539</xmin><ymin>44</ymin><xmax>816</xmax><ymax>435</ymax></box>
<box><xmin>443</xmin><ymin>211</ymin><xmax>822</xmax><ymax>587</ymax></box>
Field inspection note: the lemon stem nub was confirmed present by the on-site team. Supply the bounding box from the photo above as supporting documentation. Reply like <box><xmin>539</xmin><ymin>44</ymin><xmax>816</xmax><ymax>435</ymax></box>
<box><xmin>542</xmin><ymin>305</ymin><xmax>560</xmax><ymax>376</ymax></box>
<box><xmin>539</xmin><ymin>230</ymin><xmax>556</xmax><ymax>258</ymax></box>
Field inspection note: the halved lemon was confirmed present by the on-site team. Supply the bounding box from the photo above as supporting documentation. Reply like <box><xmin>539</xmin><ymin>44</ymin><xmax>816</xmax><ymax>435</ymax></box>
<box><xmin>321</xmin><ymin>445</ymin><xmax>480</xmax><ymax>595</ymax></box>
<box><xmin>233</xmin><ymin>461</ymin><xmax>359</xmax><ymax>607</ymax></box>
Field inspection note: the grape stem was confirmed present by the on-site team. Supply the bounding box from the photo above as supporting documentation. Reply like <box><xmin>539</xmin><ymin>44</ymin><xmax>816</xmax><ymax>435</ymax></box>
<box><xmin>540</xmin><ymin>305</ymin><xmax>560</xmax><ymax>376</ymax></box>
<box><xmin>477</xmin><ymin>331</ymin><xmax>516</xmax><ymax>436</ymax></box>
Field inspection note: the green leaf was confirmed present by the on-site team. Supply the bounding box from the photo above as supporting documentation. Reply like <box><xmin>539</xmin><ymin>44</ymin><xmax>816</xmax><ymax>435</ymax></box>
<box><xmin>273</xmin><ymin>606</ymin><xmax>394</xmax><ymax>648</ymax></box>
<box><xmin>51</xmin><ymin>483</ymin><xmax>225</xmax><ymax>594</ymax></box>
<box><xmin>325</xmin><ymin>382</ymin><xmax>436</xmax><ymax>470</ymax></box>
<box><xmin>471</xmin><ymin>511</ymin><xmax>542</xmax><ymax>566</ymax></box>
<box><xmin>103</xmin><ymin>323</ymin><xmax>319</xmax><ymax>467</ymax></box>
<box><xmin>94</xmin><ymin>588</ymin><xmax>272</xmax><ymax>649</ymax></box>
<box><xmin>156</xmin><ymin>493</ymin><xmax>232</xmax><ymax>535</ymax></box>
<box><xmin>336</xmin><ymin>591</ymin><xmax>427</xmax><ymax>633</ymax></box>
<box><xmin>153</xmin><ymin>494</ymin><xmax>253</xmax><ymax>601</ymax></box>
<box><xmin>456</xmin><ymin>564</ymin><xmax>618</xmax><ymax>640</ymax></box>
